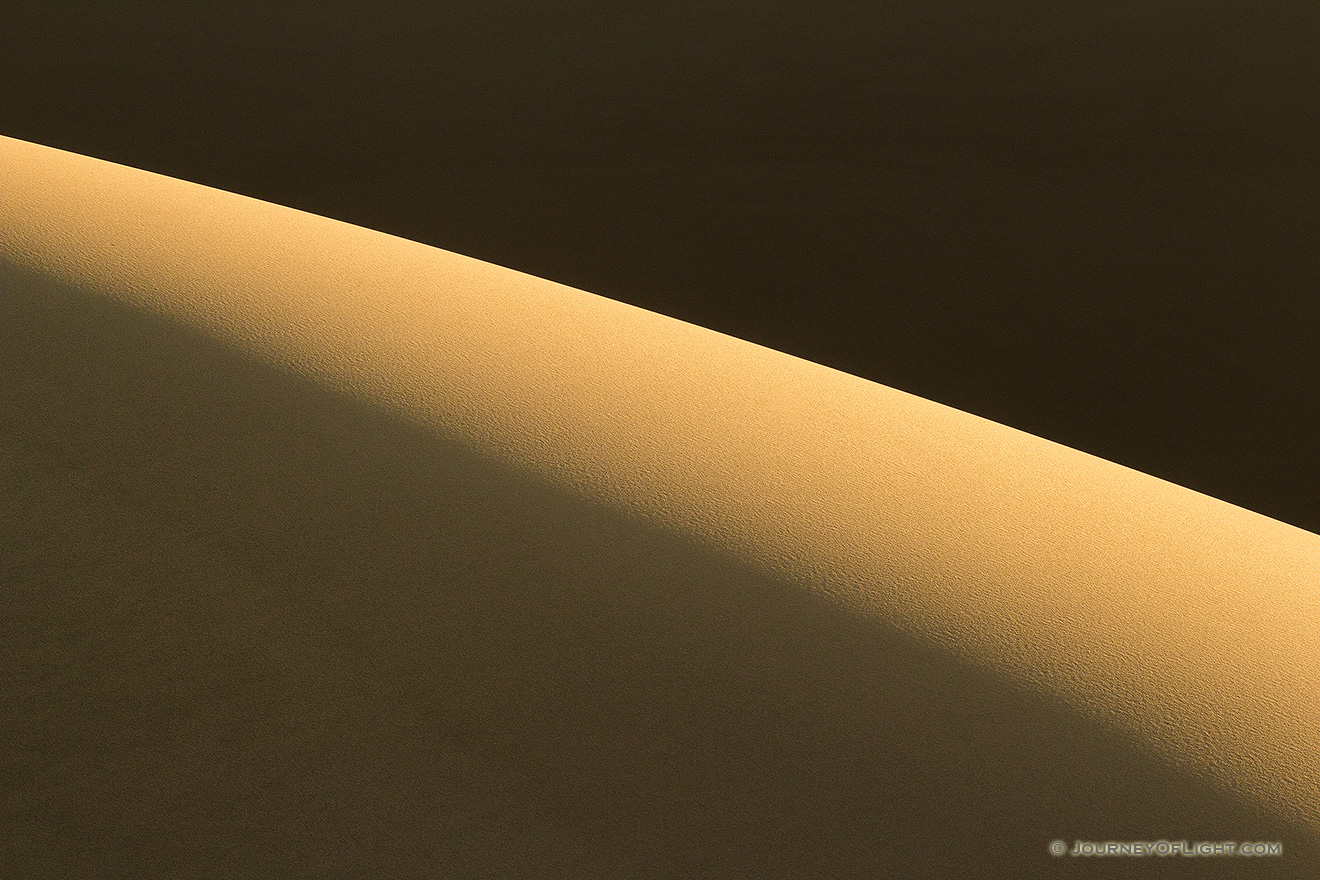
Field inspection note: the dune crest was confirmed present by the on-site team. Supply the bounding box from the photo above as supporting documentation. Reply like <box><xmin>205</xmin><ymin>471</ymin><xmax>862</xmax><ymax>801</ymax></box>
<box><xmin>4</xmin><ymin>134</ymin><xmax>1317</xmax><ymax>875</ymax></box>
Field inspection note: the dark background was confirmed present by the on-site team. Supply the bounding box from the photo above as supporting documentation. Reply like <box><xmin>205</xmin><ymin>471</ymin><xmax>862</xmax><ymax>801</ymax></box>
<box><xmin>4</xmin><ymin>1</ymin><xmax>1317</xmax><ymax>533</ymax></box>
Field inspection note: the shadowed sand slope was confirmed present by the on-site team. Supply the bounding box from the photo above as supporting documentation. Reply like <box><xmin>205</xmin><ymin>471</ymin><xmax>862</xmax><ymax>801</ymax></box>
<box><xmin>3</xmin><ymin>135</ymin><xmax>1318</xmax><ymax>875</ymax></box>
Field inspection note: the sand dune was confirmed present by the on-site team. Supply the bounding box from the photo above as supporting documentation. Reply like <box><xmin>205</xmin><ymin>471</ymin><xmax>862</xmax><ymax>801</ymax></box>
<box><xmin>3</xmin><ymin>134</ymin><xmax>1318</xmax><ymax>875</ymax></box>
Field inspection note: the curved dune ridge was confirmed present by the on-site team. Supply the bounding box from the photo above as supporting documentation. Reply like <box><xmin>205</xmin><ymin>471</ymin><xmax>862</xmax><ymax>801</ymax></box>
<box><xmin>3</xmin><ymin>133</ymin><xmax>1318</xmax><ymax>875</ymax></box>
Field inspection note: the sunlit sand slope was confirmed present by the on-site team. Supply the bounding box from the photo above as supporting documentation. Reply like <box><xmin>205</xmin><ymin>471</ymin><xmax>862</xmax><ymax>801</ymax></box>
<box><xmin>3</xmin><ymin>134</ymin><xmax>1317</xmax><ymax>876</ymax></box>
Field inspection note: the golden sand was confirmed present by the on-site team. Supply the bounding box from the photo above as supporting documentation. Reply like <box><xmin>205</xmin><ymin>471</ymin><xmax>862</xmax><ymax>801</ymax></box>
<box><xmin>4</xmin><ymin>135</ymin><xmax>1316</xmax><ymax>874</ymax></box>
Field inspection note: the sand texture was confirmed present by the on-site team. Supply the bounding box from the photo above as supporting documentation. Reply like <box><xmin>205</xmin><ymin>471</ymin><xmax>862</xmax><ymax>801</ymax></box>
<box><xmin>3</xmin><ymin>134</ymin><xmax>1318</xmax><ymax>875</ymax></box>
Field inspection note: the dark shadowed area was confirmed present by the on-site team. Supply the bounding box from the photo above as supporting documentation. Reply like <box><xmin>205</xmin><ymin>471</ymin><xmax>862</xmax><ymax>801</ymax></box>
<box><xmin>4</xmin><ymin>267</ymin><xmax>1311</xmax><ymax>877</ymax></box>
